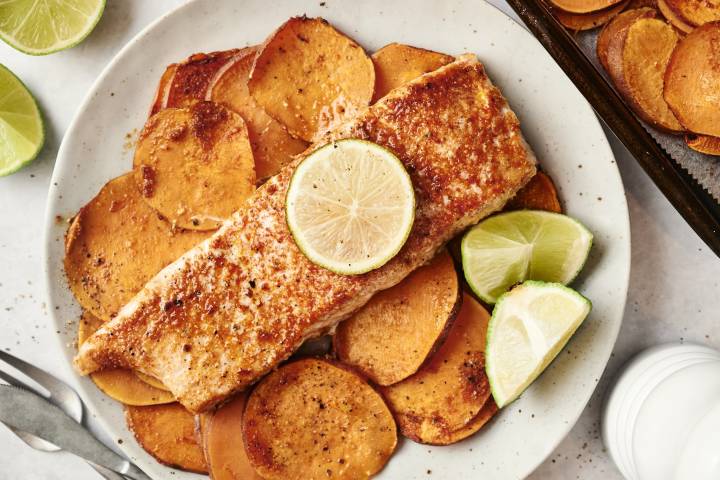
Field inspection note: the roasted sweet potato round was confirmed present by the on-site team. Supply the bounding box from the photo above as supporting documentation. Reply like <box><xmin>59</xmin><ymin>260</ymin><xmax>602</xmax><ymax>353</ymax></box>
<box><xmin>686</xmin><ymin>134</ymin><xmax>720</xmax><ymax>155</ymax></box>
<box><xmin>208</xmin><ymin>47</ymin><xmax>308</xmax><ymax>181</ymax></box>
<box><xmin>248</xmin><ymin>17</ymin><xmax>375</xmax><ymax>142</ymax></box>
<box><xmin>550</xmin><ymin>0</ymin><xmax>625</xmax><ymax>13</ymax></box>
<box><xmin>371</xmin><ymin>43</ymin><xmax>454</xmax><ymax>101</ymax></box>
<box><xmin>125</xmin><ymin>403</ymin><xmax>208</xmax><ymax>473</ymax></box>
<box><xmin>149</xmin><ymin>63</ymin><xmax>177</xmax><ymax>117</ymax></box>
<box><xmin>555</xmin><ymin>0</ymin><xmax>629</xmax><ymax>31</ymax></box>
<box><xmin>133</xmin><ymin>102</ymin><xmax>256</xmax><ymax>230</ymax></box>
<box><xmin>381</xmin><ymin>293</ymin><xmax>491</xmax><ymax>445</ymax></box>
<box><xmin>202</xmin><ymin>393</ymin><xmax>262</xmax><ymax>480</ymax></box>
<box><xmin>64</xmin><ymin>173</ymin><xmax>208</xmax><ymax>320</ymax></box>
<box><xmin>432</xmin><ymin>398</ymin><xmax>499</xmax><ymax>446</ymax></box>
<box><xmin>665</xmin><ymin>0</ymin><xmax>720</xmax><ymax>26</ymax></box>
<box><xmin>597</xmin><ymin>7</ymin><xmax>658</xmax><ymax>95</ymax></box>
<box><xmin>505</xmin><ymin>171</ymin><xmax>562</xmax><ymax>213</ymax></box>
<box><xmin>164</xmin><ymin>50</ymin><xmax>239</xmax><ymax>110</ymax></box>
<box><xmin>664</xmin><ymin>22</ymin><xmax>720</xmax><ymax>137</ymax></box>
<box><xmin>658</xmin><ymin>0</ymin><xmax>695</xmax><ymax>33</ymax></box>
<box><xmin>77</xmin><ymin>312</ymin><xmax>174</xmax><ymax>405</ymax></box>
<box><xmin>334</xmin><ymin>250</ymin><xmax>460</xmax><ymax>386</ymax></box>
<box><xmin>622</xmin><ymin>18</ymin><xmax>684</xmax><ymax>132</ymax></box>
<box><xmin>243</xmin><ymin>358</ymin><xmax>397</xmax><ymax>480</ymax></box>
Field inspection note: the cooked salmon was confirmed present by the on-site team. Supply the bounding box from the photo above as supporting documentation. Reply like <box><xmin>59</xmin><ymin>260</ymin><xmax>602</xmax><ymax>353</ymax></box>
<box><xmin>74</xmin><ymin>54</ymin><xmax>537</xmax><ymax>413</ymax></box>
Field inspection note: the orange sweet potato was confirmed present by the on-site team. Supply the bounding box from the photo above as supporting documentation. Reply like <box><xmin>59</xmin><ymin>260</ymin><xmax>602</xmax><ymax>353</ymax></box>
<box><xmin>64</xmin><ymin>173</ymin><xmax>208</xmax><ymax>320</ymax></box>
<box><xmin>248</xmin><ymin>17</ymin><xmax>375</xmax><ymax>142</ymax></box>
<box><xmin>433</xmin><ymin>398</ymin><xmax>499</xmax><ymax>446</ymax></box>
<box><xmin>371</xmin><ymin>43</ymin><xmax>454</xmax><ymax>101</ymax></box>
<box><xmin>77</xmin><ymin>312</ymin><xmax>174</xmax><ymax>406</ymax></box>
<box><xmin>133</xmin><ymin>102</ymin><xmax>256</xmax><ymax>230</ymax></box>
<box><xmin>505</xmin><ymin>171</ymin><xmax>562</xmax><ymax>213</ymax></box>
<box><xmin>686</xmin><ymin>134</ymin><xmax>720</xmax><ymax>155</ymax></box>
<box><xmin>381</xmin><ymin>294</ymin><xmax>492</xmax><ymax>445</ymax></box>
<box><xmin>125</xmin><ymin>403</ymin><xmax>208</xmax><ymax>473</ymax></box>
<box><xmin>550</xmin><ymin>0</ymin><xmax>625</xmax><ymax>13</ymax></box>
<box><xmin>555</xmin><ymin>0</ymin><xmax>630</xmax><ymax>30</ymax></box>
<box><xmin>334</xmin><ymin>250</ymin><xmax>460</xmax><ymax>386</ymax></box>
<box><xmin>243</xmin><ymin>358</ymin><xmax>397</xmax><ymax>480</ymax></box>
<box><xmin>164</xmin><ymin>50</ymin><xmax>238</xmax><ymax>110</ymax></box>
<box><xmin>149</xmin><ymin>63</ymin><xmax>177</xmax><ymax>116</ymax></box>
<box><xmin>664</xmin><ymin>22</ymin><xmax>720</xmax><ymax>137</ymax></box>
<box><xmin>202</xmin><ymin>394</ymin><xmax>262</xmax><ymax>480</ymax></box>
<box><xmin>665</xmin><ymin>0</ymin><xmax>720</xmax><ymax>27</ymax></box>
<box><xmin>658</xmin><ymin>0</ymin><xmax>695</xmax><ymax>32</ymax></box>
<box><xmin>207</xmin><ymin>47</ymin><xmax>308</xmax><ymax>181</ymax></box>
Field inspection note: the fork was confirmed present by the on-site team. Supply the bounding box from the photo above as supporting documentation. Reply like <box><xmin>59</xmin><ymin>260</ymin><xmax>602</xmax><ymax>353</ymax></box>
<box><xmin>0</xmin><ymin>350</ymin><xmax>129</xmax><ymax>480</ymax></box>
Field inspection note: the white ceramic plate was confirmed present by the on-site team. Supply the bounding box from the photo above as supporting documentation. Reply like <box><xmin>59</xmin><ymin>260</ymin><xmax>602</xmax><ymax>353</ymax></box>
<box><xmin>43</xmin><ymin>0</ymin><xmax>631</xmax><ymax>478</ymax></box>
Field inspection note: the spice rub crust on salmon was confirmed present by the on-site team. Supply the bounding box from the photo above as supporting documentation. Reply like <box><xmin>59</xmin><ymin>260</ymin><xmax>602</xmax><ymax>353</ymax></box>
<box><xmin>73</xmin><ymin>54</ymin><xmax>537</xmax><ymax>413</ymax></box>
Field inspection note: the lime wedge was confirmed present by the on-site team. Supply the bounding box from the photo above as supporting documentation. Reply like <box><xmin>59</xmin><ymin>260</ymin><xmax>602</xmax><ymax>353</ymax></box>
<box><xmin>486</xmin><ymin>281</ymin><xmax>591</xmax><ymax>408</ymax></box>
<box><xmin>286</xmin><ymin>139</ymin><xmax>415</xmax><ymax>275</ymax></box>
<box><xmin>0</xmin><ymin>64</ymin><xmax>44</xmax><ymax>177</ymax></box>
<box><xmin>0</xmin><ymin>0</ymin><xmax>105</xmax><ymax>55</ymax></box>
<box><xmin>461</xmin><ymin>210</ymin><xmax>592</xmax><ymax>304</ymax></box>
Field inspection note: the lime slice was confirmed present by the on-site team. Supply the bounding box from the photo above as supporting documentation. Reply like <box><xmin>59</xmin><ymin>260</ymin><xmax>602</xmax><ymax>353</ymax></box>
<box><xmin>486</xmin><ymin>281</ymin><xmax>591</xmax><ymax>408</ymax></box>
<box><xmin>0</xmin><ymin>0</ymin><xmax>105</xmax><ymax>55</ymax></box>
<box><xmin>0</xmin><ymin>64</ymin><xmax>44</xmax><ymax>177</ymax></box>
<box><xmin>461</xmin><ymin>210</ymin><xmax>592</xmax><ymax>304</ymax></box>
<box><xmin>286</xmin><ymin>139</ymin><xmax>415</xmax><ymax>275</ymax></box>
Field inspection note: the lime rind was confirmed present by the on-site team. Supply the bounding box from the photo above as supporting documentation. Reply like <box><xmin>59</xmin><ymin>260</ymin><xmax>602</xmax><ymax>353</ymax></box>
<box><xmin>461</xmin><ymin>210</ymin><xmax>593</xmax><ymax>304</ymax></box>
<box><xmin>286</xmin><ymin>139</ymin><xmax>415</xmax><ymax>275</ymax></box>
<box><xmin>0</xmin><ymin>0</ymin><xmax>106</xmax><ymax>55</ymax></box>
<box><xmin>485</xmin><ymin>281</ymin><xmax>592</xmax><ymax>408</ymax></box>
<box><xmin>0</xmin><ymin>64</ymin><xmax>44</xmax><ymax>177</ymax></box>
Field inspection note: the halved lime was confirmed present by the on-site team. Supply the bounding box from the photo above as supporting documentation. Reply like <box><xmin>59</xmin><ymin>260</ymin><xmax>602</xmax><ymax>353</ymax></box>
<box><xmin>0</xmin><ymin>64</ymin><xmax>44</xmax><ymax>177</ymax></box>
<box><xmin>486</xmin><ymin>281</ymin><xmax>591</xmax><ymax>408</ymax></box>
<box><xmin>0</xmin><ymin>0</ymin><xmax>105</xmax><ymax>55</ymax></box>
<box><xmin>461</xmin><ymin>210</ymin><xmax>592</xmax><ymax>304</ymax></box>
<box><xmin>286</xmin><ymin>139</ymin><xmax>415</xmax><ymax>275</ymax></box>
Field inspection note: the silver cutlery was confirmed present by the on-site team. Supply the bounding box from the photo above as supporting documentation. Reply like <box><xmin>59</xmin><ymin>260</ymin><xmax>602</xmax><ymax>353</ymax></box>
<box><xmin>0</xmin><ymin>351</ymin><xmax>148</xmax><ymax>480</ymax></box>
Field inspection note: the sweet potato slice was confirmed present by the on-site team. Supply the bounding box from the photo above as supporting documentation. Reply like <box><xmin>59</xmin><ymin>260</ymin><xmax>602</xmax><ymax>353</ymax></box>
<box><xmin>432</xmin><ymin>398</ymin><xmax>499</xmax><ymax>446</ymax></box>
<box><xmin>664</xmin><ymin>23</ymin><xmax>720</xmax><ymax>137</ymax></box>
<box><xmin>555</xmin><ymin>0</ymin><xmax>630</xmax><ymax>31</ymax></box>
<box><xmin>381</xmin><ymin>293</ymin><xmax>491</xmax><ymax>444</ymax></box>
<box><xmin>64</xmin><ymin>173</ymin><xmax>208</xmax><ymax>320</ymax></box>
<box><xmin>208</xmin><ymin>47</ymin><xmax>308</xmax><ymax>181</ymax></box>
<box><xmin>133</xmin><ymin>102</ymin><xmax>256</xmax><ymax>230</ymax></box>
<box><xmin>165</xmin><ymin>50</ymin><xmax>238</xmax><ymax>110</ymax></box>
<box><xmin>334</xmin><ymin>250</ymin><xmax>460</xmax><ymax>386</ymax></box>
<box><xmin>686</xmin><ymin>134</ymin><xmax>720</xmax><ymax>155</ymax></box>
<box><xmin>550</xmin><ymin>0</ymin><xmax>625</xmax><ymax>13</ymax></box>
<box><xmin>658</xmin><ymin>0</ymin><xmax>695</xmax><ymax>32</ymax></box>
<box><xmin>627</xmin><ymin>0</ymin><xmax>657</xmax><ymax>8</ymax></box>
<box><xmin>371</xmin><ymin>43</ymin><xmax>454</xmax><ymax>101</ymax></box>
<box><xmin>202</xmin><ymin>394</ymin><xmax>262</xmax><ymax>480</ymax></box>
<box><xmin>597</xmin><ymin>8</ymin><xmax>658</xmax><ymax>96</ymax></box>
<box><xmin>149</xmin><ymin>63</ymin><xmax>177</xmax><ymax>116</ymax></box>
<box><xmin>622</xmin><ymin>18</ymin><xmax>684</xmax><ymax>132</ymax></box>
<box><xmin>505</xmin><ymin>171</ymin><xmax>562</xmax><ymax>213</ymax></box>
<box><xmin>243</xmin><ymin>358</ymin><xmax>397</xmax><ymax>480</ymax></box>
<box><xmin>125</xmin><ymin>403</ymin><xmax>208</xmax><ymax>473</ymax></box>
<box><xmin>77</xmin><ymin>312</ymin><xmax>174</xmax><ymax>405</ymax></box>
<box><xmin>248</xmin><ymin>17</ymin><xmax>375</xmax><ymax>142</ymax></box>
<box><xmin>665</xmin><ymin>0</ymin><xmax>720</xmax><ymax>26</ymax></box>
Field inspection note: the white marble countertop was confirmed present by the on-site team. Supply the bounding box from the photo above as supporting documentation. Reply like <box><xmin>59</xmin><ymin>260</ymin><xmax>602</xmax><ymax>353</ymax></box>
<box><xmin>1</xmin><ymin>1</ymin><xmax>718</xmax><ymax>479</ymax></box>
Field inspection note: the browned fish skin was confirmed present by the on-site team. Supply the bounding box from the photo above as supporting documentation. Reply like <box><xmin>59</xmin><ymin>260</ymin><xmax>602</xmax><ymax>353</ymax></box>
<box><xmin>74</xmin><ymin>54</ymin><xmax>536</xmax><ymax>413</ymax></box>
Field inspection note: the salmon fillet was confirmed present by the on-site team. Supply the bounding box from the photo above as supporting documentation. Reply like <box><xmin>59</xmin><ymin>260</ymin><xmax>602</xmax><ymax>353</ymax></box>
<box><xmin>74</xmin><ymin>54</ymin><xmax>536</xmax><ymax>413</ymax></box>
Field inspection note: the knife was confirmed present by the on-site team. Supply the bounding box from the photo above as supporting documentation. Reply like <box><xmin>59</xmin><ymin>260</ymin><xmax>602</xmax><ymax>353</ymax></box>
<box><xmin>0</xmin><ymin>385</ymin><xmax>151</xmax><ymax>480</ymax></box>
<box><xmin>505</xmin><ymin>0</ymin><xmax>720</xmax><ymax>257</ymax></box>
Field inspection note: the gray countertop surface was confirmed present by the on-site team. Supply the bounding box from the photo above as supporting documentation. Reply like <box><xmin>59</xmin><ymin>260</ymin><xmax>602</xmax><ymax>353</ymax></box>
<box><xmin>1</xmin><ymin>1</ymin><xmax>718</xmax><ymax>479</ymax></box>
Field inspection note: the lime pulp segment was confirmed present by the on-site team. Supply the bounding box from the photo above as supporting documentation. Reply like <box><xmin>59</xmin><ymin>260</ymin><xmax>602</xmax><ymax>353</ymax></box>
<box><xmin>0</xmin><ymin>64</ymin><xmax>44</xmax><ymax>177</ymax></box>
<box><xmin>0</xmin><ymin>0</ymin><xmax>105</xmax><ymax>55</ymax></box>
<box><xmin>461</xmin><ymin>210</ymin><xmax>593</xmax><ymax>304</ymax></box>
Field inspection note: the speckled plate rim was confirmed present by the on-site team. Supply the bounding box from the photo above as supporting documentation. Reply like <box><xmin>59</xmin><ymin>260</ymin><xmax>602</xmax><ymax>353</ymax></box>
<box><xmin>42</xmin><ymin>0</ymin><xmax>631</xmax><ymax>479</ymax></box>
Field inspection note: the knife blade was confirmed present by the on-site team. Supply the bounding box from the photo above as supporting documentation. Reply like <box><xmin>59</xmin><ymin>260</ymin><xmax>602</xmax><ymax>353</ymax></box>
<box><xmin>506</xmin><ymin>0</ymin><xmax>720</xmax><ymax>257</ymax></box>
<box><xmin>0</xmin><ymin>385</ymin><xmax>150</xmax><ymax>480</ymax></box>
